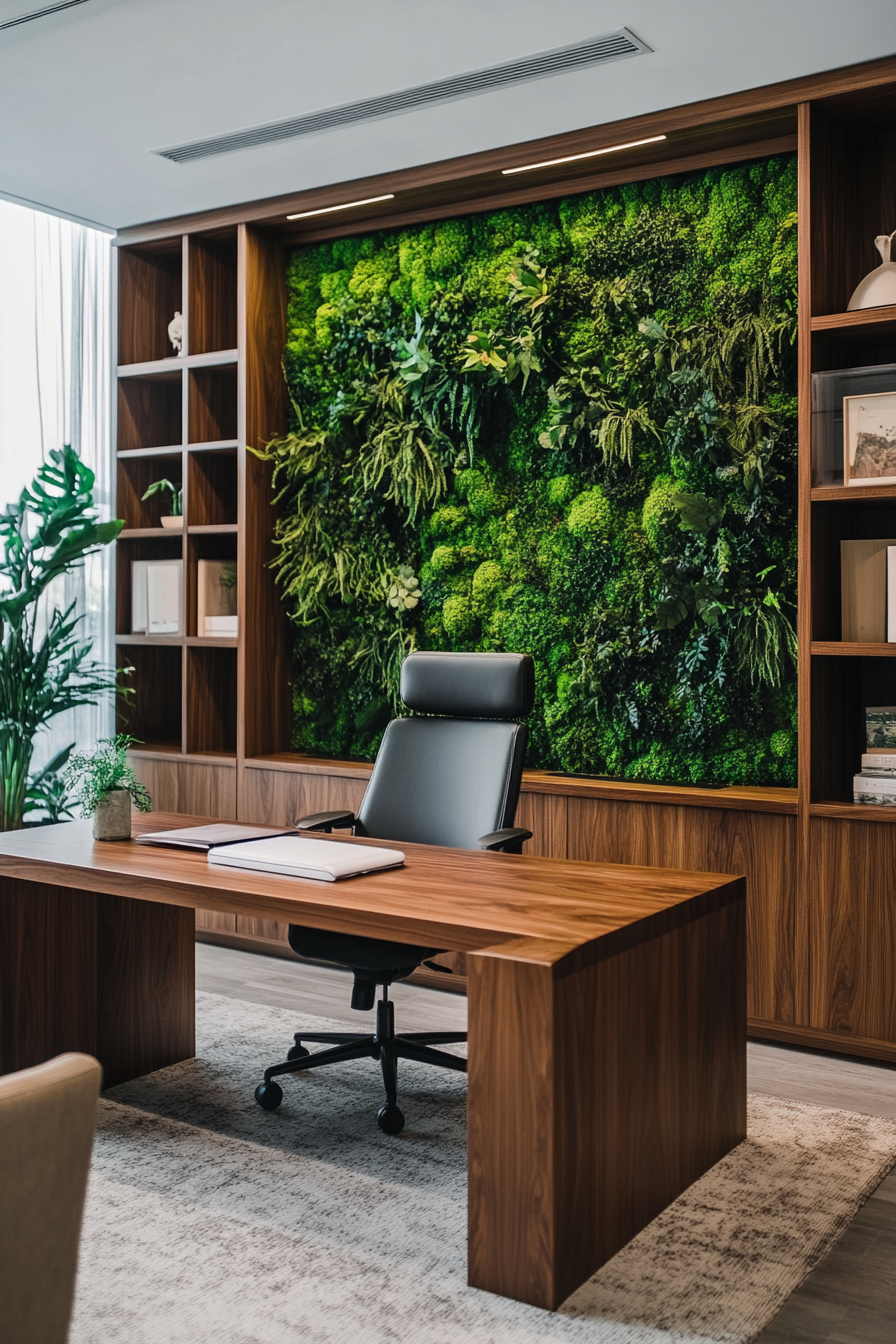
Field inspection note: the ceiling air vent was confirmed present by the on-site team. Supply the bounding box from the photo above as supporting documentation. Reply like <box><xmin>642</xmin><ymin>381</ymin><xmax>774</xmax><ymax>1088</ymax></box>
<box><xmin>155</xmin><ymin>28</ymin><xmax>650</xmax><ymax>165</ymax></box>
<box><xmin>0</xmin><ymin>0</ymin><xmax>91</xmax><ymax>31</ymax></box>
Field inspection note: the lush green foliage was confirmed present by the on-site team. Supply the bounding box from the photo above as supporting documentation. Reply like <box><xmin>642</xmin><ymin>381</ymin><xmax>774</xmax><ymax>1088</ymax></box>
<box><xmin>264</xmin><ymin>159</ymin><xmax>798</xmax><ymax>785</ymax></box>
<box><xmin>0</xmin><ymin>447</ymin><xmax>124</xmax><ymax>829</ymax></box>
<box><xmin>65</xmin><ymin>734</ymin><xmax>152</xmax><ymax>817</ymax></box>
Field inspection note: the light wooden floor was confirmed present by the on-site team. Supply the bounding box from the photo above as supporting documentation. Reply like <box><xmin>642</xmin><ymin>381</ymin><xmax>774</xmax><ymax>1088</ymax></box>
<box><xmin>196</xmin><ymin>943</ymin><xmax>896</xmax><ymax>1341</ymax></box>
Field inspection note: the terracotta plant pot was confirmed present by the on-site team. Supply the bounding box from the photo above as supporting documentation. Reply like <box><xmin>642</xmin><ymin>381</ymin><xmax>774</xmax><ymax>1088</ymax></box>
<box><xmin>92</xmin><ymin>789</ymin><xmax>132</xmax><ymax>841</ymax></box>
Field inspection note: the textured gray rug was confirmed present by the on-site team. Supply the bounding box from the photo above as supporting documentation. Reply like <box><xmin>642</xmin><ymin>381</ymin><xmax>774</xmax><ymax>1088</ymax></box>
<box><xmin>70</xmin><ymin>992</ymin><xmax>896</xmax><ymax>1344</ymax></box>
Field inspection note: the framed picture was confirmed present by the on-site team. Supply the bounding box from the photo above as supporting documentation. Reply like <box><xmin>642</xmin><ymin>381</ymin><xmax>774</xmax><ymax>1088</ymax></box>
<box><xmin>844</xmin><ymin>389</ymin><xmax>896</xmax><ymax>486</ymax></box>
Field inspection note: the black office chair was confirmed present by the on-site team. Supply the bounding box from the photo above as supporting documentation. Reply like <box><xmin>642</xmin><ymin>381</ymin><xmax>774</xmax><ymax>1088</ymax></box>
<box><xmin>254</xmin><ymin>650</ymin><xmax>534</xmax><ymax>1134</ymax></box>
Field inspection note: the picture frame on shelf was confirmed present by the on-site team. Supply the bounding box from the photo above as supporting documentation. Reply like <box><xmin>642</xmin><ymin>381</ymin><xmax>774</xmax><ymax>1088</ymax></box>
<box><xmin>811</xmin><ymin>363</ymin><xmax>896</xmax><ymax>487</ymax></box>
<box><xmin>844</xmin><ymin>389</ymin><xmax>896</xmax><ymax>486</ymax></box>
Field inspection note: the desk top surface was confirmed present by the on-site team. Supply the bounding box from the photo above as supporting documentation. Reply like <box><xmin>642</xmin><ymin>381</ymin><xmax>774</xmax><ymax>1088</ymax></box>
<box><xmin>0</xmin><ymin>813</ymin><xmax>743</xmax><ymax>967</ymax></box>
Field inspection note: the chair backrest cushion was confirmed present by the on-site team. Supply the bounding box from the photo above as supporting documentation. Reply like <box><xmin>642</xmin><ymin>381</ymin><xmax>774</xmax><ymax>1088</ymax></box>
<box><xmin>356</xmin><ymin>716</ymin><xmax>527</xmax><ymax>849</ymax></box>
<box><xmin>0</xmin><ymin>1052</ymin><xmax>101</xmax><ymax>1344</ymax></box>
<box><xmin>400</xmin><ymin>650</ymin><xmax>534</xmax><ymax>719</ymax></box>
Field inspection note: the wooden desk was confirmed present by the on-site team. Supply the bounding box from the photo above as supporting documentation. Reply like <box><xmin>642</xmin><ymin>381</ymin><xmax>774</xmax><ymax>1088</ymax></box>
<box><xmin>0</xmin><ymin>813</ymin><xmax>745</xmax><ymax>1310</ymax></box>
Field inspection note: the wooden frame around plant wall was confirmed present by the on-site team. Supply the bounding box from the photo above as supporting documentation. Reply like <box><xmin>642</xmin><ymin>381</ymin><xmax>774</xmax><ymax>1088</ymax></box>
<box><xmin>116</xmin><ymin>51</ymin><xmax>896</xmax><ymax>1064</ymax></box>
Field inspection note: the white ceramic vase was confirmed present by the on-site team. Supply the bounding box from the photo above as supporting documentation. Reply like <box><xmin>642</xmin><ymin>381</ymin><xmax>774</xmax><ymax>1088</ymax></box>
<box><xmin>93</xmin><ymin>789</ymin><xmax>132</xmax><ymax>841</ymax></box>
<box><xmin>160</xmin><ymin>515</ymin><xmax>183</xmax><ymax>530</ymax></box>
<box><xmin>847</xmin><ymin>231</ymin><xmax>896</xmax><ymax>310</ymax></box>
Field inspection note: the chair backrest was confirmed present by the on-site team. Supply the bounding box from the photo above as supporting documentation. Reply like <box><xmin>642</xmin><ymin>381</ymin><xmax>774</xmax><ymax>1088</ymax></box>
<box><xmin>0</xmin><ymin>1052</ymin><xmax>102</xmax><ymax>1344</ymax></box>
<box><xmin>356</xmin><ymin>651</ymin><xmax>534</xmax><ymax>849</ymax></box>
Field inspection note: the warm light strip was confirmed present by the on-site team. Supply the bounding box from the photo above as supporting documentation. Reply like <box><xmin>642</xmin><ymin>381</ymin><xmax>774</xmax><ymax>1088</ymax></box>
<box><xmin>501</xmin><ymin>135</ymin><xmax>667</xmax><ymax>175</ymax></box>
<box><xmin>287</xmin><ymin>194</ymin><xmax>395</xmax><ymax>220</ymax></box>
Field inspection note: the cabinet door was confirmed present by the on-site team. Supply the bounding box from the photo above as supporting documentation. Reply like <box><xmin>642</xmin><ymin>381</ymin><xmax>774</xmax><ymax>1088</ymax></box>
<box><xmin>808</xmin><ymin>817</ymin><xmax>896</xmax><ymax>1044</ymax></box>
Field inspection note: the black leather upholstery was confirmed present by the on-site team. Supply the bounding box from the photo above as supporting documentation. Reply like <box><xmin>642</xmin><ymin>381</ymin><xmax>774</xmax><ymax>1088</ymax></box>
<box><xmin>400</xmin><ymin>650</ymin><xmax>534</xmax><ymax>719</ymax></box>
<box><xmin>288</xmin><ymin>651</ymin><xmax>532</xmax><ymax>975</ymax></box>
<box><xmin>355</xmin><ymin>718</ymin><xmax>527</xmax><ymax>849</ymax></box>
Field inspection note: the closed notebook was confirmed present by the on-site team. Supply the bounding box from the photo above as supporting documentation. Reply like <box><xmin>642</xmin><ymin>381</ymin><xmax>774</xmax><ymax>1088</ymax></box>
<box><xmin>137</xmin><ymin>824</ymin><xmax>297</xmax><ymax>851</ymax></box>
<box><xmin>207</xmin><ymin>835</ymin><xmax>405</xmax><ymax>882</ymax></box>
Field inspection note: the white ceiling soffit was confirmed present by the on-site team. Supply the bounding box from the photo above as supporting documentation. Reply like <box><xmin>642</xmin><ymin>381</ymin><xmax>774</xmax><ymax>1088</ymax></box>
<box><xmin>1</xmin><ymin>1</ymin><xmax>896</xmax><ymax>231</ymax></box>
<box><xmin>155</xmin><ymin>29</ymin><xmax>649</xmax><ymax>164</ymax></box>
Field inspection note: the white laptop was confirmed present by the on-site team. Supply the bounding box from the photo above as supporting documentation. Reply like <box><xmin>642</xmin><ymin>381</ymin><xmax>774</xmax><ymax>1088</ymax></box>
<box><xmin>207</xmin><ymin>834</ymin><xmax>405</xmax><ymax>882</ymax></box>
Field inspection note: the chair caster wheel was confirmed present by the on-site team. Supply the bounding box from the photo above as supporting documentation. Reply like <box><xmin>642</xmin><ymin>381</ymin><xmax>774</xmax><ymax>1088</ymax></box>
<box><xmin>287</xmin><ymin>1044</ymin><xmax>310</xmax><ymax>1062</ymax></box>
<box><xmin>255</xmin><ymin>1081</ymin><xmax>283</xmax><ymax>1111</ymax></box>
<box><xmin>377</xmin><ymin>1104</ymin><xmax>405</xmax><ymax>1135</ymax></box>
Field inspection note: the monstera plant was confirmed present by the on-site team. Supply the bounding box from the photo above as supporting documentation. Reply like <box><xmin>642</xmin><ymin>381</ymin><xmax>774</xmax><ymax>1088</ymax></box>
<box><xmin>0</xmin><ymin>446</ymin><xmax>124</xmax><ymax>830</ymax></box>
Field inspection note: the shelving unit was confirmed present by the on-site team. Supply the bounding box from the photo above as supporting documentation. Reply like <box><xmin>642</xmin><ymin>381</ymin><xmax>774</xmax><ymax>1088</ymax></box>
<box><xmin>113</xmin><ymin>224</ymin><xmax>288</xmax><ymax>815</ymax></box>
<box><xmin>797</xmin><ymin>84</ymin><xmax>896</xmax><ymax>1052</ymax></box>
<box><xmin>115</xmin><ymin>53</ymin><xmax>896</xmax><ymax>1058</ymax></box>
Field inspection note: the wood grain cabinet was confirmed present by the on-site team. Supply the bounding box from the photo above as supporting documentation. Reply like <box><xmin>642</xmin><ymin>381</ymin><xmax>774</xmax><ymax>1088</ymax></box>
<box><xmin>118</xmin><ymin>56</ymin><xmax>896</xmax><ymax>1064</ymax></box>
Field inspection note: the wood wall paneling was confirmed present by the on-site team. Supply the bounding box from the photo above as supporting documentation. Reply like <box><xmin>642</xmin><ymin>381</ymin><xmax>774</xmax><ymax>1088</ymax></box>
<box><xmin>187</xmin><ymin>448</ymin><xmax>238</xmax><ymax>527</ymax></box>
<box><xmin>118</xmin><ymin>645</ymin><xmax>184</xmax><ymax>750</ymax></box>
<box><xmin>237</xmin><ymin>765</ymin><xmax>368</xmax><ymax>828</ymax></box>
<box><xmin>808</xmin><ymin>817</ymin><xmax>896</xmax><ymax>1043</ymax></box>
<box><xmin>188</xmin><ymin>366</ymin><xmax>237</xmax><ymax>444</ymax></box>
<box><xmin>188</xmin><ymin>232</ymin><xmax>238</xmax><ymax>355</ymax></box>
<box><xmin>566</xmin><ymin>797</ymin><xmax>800</xmax><ymax>1025</ymax></box>
<box><xmin>129</xmin><ymin>755</ymin><xmax>237</xmax><ymax>820</ymax></box>
<box><xmin>117</xmin><ymin>374</ymin><xmax>182</xmax><ymax>453</ymax></box>
<box><xmin>186</xmin><ymin>647</ymin><xmax>237</xmax><ymax>755</ymax></box>
<box><xmin>118</xmin><ymin>242</ymin><xmax>183</xmax><ymax>364</ymax></box>
<box><xmin>515</xmin><ymin>788</ymin><xmax>568</xmax><ymax>859</ymax></box>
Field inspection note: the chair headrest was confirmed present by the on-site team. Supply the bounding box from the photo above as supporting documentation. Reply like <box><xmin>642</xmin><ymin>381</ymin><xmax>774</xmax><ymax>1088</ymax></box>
<box><xmin>400</xmin><ymin>651</ymin><xmax>534</xmax><ymax>719</ymax></box>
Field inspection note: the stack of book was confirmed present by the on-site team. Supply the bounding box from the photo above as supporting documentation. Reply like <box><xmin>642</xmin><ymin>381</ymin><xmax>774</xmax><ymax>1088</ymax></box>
<box><xmin>854</xmin><ymin>706</ymin><xmax>896</xmax><ymax>804</ymax></box>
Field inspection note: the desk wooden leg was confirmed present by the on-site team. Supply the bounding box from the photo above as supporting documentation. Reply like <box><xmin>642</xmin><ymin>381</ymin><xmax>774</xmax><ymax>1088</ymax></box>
<box><xmin>0</xmin><ymin>877</ymin><xmax>195</xmax><ymax>1087</ymax></box>
<box><xmin>467</xmin><ymin>893</ymin><xmax>746</xmax><ymax>1310</ymax></box>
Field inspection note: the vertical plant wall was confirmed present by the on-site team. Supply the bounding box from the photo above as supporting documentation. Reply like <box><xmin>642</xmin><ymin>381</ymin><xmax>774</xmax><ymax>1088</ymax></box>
<box><xmin>262</xmin><ymin>157</ymin><xmax>798</xmax><ymax>785</ymax></box>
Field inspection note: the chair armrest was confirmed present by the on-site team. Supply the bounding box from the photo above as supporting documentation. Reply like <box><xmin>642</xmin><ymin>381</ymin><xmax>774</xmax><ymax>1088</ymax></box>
<box><xmin>477</xmin><ymin>827</ymin><xmax>532</xmax><ymax>854</ymax></box>
<box><xmin>295</xmin><ymin>810</ymin><xmax>356</xmax><ymax>833</ymax></box>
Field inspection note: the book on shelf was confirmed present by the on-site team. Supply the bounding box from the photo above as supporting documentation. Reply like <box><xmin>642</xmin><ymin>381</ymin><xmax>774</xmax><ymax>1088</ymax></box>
<box><xmin>197</xmin><ymin>559</ymin><xmax>238</xmax><ymax>638</ymax></box>
<box><xmin>132</xmin><ymin>559</ymin><xmax>182</xmax><ymax>635</ymax></box>
<box><xmin>861</xmin><ymin>751</ymin><xmax>896</xmax><ymax>774</ymax></box>
<box><xmin>840</xmin><ymin>539</ymin><xmax>896</xmax><ymax>641</ymax></box>
<box><xmin>854</xmin><ymin>772</ymin><xmax>896</xmax><ymax>805</ymax></box>
<box><xmin>131</xmin><ymin>559</ymin><xmax>148</xmax><ymax>633</ymax></box>
<box><xmin>145</xmin><ymin>560</ymin><xmax>183</xmax><ymax>635</ymax></box>
<box><xmin>889</xmin><ymin>548</ymin><xmax>896</xmax><ymax>642</ymax></box>
<box><xmin>866</xmin><ymin>706</ymin><xmax>896</xmax><ymax>750</ymax></box>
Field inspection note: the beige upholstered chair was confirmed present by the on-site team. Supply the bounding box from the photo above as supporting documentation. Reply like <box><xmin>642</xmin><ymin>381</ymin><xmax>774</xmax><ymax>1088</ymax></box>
<box><xmin>0</xmin><ymin>1053</ymin><xmax>102</xmax><ymax>1344</ymax></box>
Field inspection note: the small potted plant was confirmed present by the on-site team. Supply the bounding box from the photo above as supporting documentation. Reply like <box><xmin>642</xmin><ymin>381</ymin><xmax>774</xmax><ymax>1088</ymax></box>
<box><xmin>65</xmin><ymin>735</ymin><xmax>152</xmax><ymax>840</ymax></box>
<box><xmin>141</xmin><ymin>478</ymin><xmax>183</xmax><ymax>529</ymax></box>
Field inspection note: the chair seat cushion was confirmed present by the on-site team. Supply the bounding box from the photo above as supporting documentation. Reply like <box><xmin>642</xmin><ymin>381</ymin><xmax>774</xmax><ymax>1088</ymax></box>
<box><xmin>288</xmin><ymin>925</ymin><xmax>441</xmax><ymax>972</ymax></box>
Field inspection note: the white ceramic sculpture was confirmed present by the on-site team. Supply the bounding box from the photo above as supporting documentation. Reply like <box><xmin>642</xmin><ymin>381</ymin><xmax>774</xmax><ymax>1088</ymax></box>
<box><xmin>168</xmin><ymin>310</ymin><xmax>184</xmax><ymax>354</ymax></box>
<box><xmin>847</xmin><ymin>232</ymin><xmax>896</xmax><ymax>310</ymax></box>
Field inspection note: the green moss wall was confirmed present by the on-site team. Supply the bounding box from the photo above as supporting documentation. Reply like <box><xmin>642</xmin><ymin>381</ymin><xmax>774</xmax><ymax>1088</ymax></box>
<box><xmin>265</xmin><ymin>156</ymin><xmax>798</xmax><ymax>786</ymax></box>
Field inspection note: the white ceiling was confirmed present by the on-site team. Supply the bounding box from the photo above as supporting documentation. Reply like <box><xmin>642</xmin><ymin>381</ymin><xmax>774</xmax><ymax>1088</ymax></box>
<box><xmin>1</xmin><ymin>0</ymin><xmax>895</xmax><ymax>232</ymax></box>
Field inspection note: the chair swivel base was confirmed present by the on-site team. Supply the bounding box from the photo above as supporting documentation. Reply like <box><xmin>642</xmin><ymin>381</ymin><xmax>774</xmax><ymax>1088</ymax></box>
<box><xmin>254</xmin><ymin>992</ymin><xmax>467</xmax><ymax>1134</ymax></box>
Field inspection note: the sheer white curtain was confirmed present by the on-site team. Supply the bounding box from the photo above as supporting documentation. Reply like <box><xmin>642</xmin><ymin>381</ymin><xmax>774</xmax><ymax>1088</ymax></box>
<box><xmin>0</xmin><ymin>199</ymin><xmax>113</xmax><ymax>773</ymax></box>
